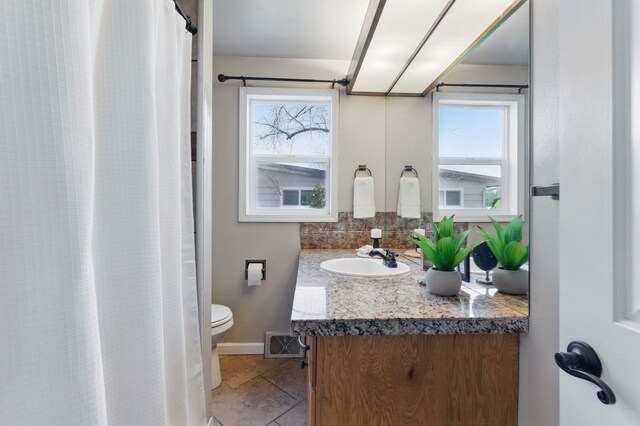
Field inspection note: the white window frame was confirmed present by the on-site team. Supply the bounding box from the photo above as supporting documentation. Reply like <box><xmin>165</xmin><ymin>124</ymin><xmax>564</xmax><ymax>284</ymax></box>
<box><xmin>432</xmin><ymin>92</ymin><xmax>526</xmax><ymax>222</ymax></box>
<box><xmin>239</xmin><ymin>87</ymin><xmax>339</xmax><ymax>222</ymax></box>
<box><xmin>439</xmin><ymin>188</ymin><xmax>465</xmax><ymax>208</ymax></box>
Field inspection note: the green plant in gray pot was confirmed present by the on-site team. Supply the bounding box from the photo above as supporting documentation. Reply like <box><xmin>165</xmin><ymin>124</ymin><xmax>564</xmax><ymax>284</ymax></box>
<box><xmin>413</xmin><ymin>216</ymin><xmax>478</xmax><ymax>297</ymax></box>
<box><xmin>478</xmin><ymin>216</ymin><xmax>529</xmax><ymax>295</ymax></box>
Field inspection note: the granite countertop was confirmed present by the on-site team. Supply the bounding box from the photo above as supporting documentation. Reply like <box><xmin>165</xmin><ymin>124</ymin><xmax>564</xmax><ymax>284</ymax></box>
<box><xmin>290</xmin><ymin>250</ymin><xmax>529</xmax><ymax>336</ymax></box>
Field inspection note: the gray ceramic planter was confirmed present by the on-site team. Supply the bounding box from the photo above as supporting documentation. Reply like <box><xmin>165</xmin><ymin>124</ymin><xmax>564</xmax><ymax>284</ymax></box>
<box><xmin>493</xmin><ymin>268</ymin><xmax>529</xmax><ymax>295</ymax></box>
<box><xmin>425</xmin><ymin>268</ymin><xmax>462</xmax><ymax>296</ymax></box>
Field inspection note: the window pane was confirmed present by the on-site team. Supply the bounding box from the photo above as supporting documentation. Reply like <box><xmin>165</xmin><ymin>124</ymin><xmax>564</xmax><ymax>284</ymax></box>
<box><xmin>446</xmin><ymin>191</ymin><xmax>461</xmax><ymax>206</ymax></box>
<box><xmin>439</xmin><ymin>165</ymin><xmax>501</xmax><ymax>209</ymax></box>
<box><xmin>252</xmin><ymin>101</ymin><xmax>331</xmax><ymax>156</ymax></box>
<box><xmin>300</xmin><ymin>190</ymin><xmax>313</xmax><ymax>206</ymax></box>
<box><xmin>282</xmin><ymin>190</ymin><xmax>299</xmax><ymax>206</ymax></box>
<box><xmin>483</xmin><ymin>186</ymin><xmax>501</xmax><ymax>210</ymax></box>
<box><xmin>256</xmin><ymin>161</ymin><xmax>327</xmax><ymax>209</ymax></box>
<box><xmin>439</xmin><ymin>107</ymin><xmax>504</xmax><ymax>158</ymax></box>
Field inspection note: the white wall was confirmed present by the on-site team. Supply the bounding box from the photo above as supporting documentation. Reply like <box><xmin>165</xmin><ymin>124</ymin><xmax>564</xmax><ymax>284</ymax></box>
<box><xmin>518</xmin><ymin>0</ymin><xmax>560</xmax><ymax>424</ymax></box>
<box><xmin>384</xmin><ymin>97</ymin><xmax>431</xmax><ymax>213</ymax></box>
<box><xmin>338</xmin><ymin>94</ymin><xmax>386</xmax><ymax>212</ymax></box>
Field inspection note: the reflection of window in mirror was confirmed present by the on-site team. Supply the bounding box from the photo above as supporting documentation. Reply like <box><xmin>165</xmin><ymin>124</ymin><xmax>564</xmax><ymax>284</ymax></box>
<box><xmin>432</xmin><ymin>92</ymin><xmax>525</xmax><ymax>221</ymax></box>
<box><xmin>238</xmin><ymin>87</ymin><xmax>339</xmax><ymax>222</ymax></box>
<box><xmin>439</xmin><ymin>188</ymin><xmax>464</xmax><ymax>208</ymax></box>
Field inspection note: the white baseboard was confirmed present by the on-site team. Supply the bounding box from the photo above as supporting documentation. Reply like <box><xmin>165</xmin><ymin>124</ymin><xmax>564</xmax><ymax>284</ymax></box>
<box><xmin>217</xmin><ymin>342</ymin><xmax>264</xmax><ymax>355</ymax></box>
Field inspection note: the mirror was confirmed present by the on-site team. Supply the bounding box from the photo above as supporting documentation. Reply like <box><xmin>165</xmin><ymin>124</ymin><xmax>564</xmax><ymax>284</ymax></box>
<box><xmin>383</xmin><ymin>2</ymin><xmax>530</xmax><ymax>292</ymax></box>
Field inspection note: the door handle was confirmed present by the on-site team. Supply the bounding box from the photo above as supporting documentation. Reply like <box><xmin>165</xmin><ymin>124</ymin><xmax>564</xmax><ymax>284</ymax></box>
<box><xmin>297</xmin><ymin>336</ymin><xmax>310</xmax><ymax>369</ymax></box>
<box><xmin>531</xmin><ymin>183</ymin><xmax>560</xmax><ymax>200</ymax></box>
<box><xmin>555</xmin><ymin>341</ymin><xmax>616</xmax><ymax>405</ymax></box>
<box><xmin>297</xmin><ymin>335</ymin><xmax>310</xmax><ymax>351</ymax></box>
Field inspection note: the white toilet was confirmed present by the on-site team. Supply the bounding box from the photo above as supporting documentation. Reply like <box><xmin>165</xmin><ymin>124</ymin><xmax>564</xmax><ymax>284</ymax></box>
<box><xmin>210</xmin><ymin>304</ymin><xmax>234</xmax><ymax>389</ymax></box>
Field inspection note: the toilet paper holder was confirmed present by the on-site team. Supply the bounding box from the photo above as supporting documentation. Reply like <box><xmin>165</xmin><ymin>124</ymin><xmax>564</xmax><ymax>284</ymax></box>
<box><xmin>245</xmin><ymin>260</ymin><xmax>266</xmax><ymax>280</ymax></box>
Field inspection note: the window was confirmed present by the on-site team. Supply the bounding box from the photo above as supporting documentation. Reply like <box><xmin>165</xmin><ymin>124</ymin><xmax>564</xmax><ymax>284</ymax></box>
<box><xmin>239</xmin><ymin>87</ymin><xmax>339</xmax><ymax>222</ymax></box>
<box><xmin>281</xmin><ymin>188</ymin><xmax>315</xmax><ymax>207</ymax></box>
<box><xmin>439</xmin><ymin>189</ymin><xmax>464</xmax><ymax>207</ymax></box>
<box><xmin>432</xmin><ymin>92</ymin><xmax>525</xmax><ymax>221</ymax></box>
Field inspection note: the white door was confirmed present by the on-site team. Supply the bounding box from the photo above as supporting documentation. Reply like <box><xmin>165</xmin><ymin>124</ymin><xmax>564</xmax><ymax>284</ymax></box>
<box><xmin>559</xmin><ymin>0</ymin><xmax>640</xmax><ymax>424</ymax></box>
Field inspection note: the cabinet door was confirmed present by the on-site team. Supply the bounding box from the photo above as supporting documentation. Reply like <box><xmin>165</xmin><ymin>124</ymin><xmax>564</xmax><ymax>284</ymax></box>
<box><xmin>314</xmin><ymin>334</ymin><xmax>518</xmax><ymax>426</ymax></box>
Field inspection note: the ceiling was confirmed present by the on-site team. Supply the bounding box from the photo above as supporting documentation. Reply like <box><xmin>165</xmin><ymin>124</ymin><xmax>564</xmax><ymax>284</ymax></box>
<box><xmin>463</xmin><ymin>3</ymin><xmax>529</xmax><ymax>66</ymax></box>
<box><xmin>213</xmin><ymin>0</ymin><xmax>369</xmax><ymax>60</ymax></box>
<box><xmin>213</xmin><ymin>0</ymin><xmax>529</xmax><ymax>77</ymax></box>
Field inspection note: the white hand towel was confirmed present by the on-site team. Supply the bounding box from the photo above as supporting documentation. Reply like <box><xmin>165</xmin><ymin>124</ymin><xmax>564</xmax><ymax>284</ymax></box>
<box><xmin>353</xmin><ymin>176</ymin><xmax>375</xmax><ymax>218</ymax></box>
<box><xmin>397</xmin><ymin>176</ymin><xmax>421</xmax><ymax>218</ymax></box>
<box><xmin>356</xmin><ymin>245</ymin><xmax>374</xmax><ymax>257</ymax></box>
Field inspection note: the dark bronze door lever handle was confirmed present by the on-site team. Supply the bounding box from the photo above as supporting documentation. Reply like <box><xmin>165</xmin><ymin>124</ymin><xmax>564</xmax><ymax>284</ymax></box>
<box><xmin>555</xmin><ymin>341</ymin><xmax>616</xmax><ymax>405</ymax></box>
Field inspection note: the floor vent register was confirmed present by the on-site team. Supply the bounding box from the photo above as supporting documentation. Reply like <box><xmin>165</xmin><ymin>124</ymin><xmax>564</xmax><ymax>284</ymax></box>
<box><xmin>264</xmin><ymin>332</ymin><xmax>304</xmax><ymax>358</ymax></box>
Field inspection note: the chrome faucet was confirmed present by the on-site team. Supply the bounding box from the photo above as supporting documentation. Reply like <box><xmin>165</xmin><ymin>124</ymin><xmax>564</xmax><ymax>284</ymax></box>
<box><xmin>369</xmin><ymin>249</ymin><xmax>398</xmax><ymax>268</ymax></box>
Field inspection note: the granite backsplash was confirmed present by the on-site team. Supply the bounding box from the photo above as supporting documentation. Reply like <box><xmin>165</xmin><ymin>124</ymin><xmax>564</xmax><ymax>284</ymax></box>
<box><xmin>300</xmin><ymin>212</ymin><xmax>469</xmax><ymax>249</ymax></box>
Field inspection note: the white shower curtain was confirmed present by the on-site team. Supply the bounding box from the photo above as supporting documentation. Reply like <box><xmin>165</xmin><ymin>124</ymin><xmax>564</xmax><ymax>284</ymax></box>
<box><xmin>0</xmin><ymin>1</ymin><xmax>207</xmax><ymax>424</ymax></box>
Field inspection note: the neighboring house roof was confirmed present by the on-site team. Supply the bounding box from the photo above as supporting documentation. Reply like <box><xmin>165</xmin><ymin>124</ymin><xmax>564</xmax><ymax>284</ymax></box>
<box><xmin>258</xmin><ymin>162</ymin><xmax>325</xmax><ymax>178</ymax></box>
<box><xmin>440</xmin><ymin>168</ymin><xmax>500</xmax><ymax>185</ymax></box>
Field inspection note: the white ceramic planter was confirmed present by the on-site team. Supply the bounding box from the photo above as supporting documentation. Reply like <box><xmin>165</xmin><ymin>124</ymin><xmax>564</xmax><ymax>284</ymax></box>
<box><xmin>493</xmin><ymin>268</ymin><xmax>529</xmax><ymax>295</ymax></box>
<box><xmin>425</xmin><ymin>268</ymin><xmax>462</xmax><ymax>297</ymax></box>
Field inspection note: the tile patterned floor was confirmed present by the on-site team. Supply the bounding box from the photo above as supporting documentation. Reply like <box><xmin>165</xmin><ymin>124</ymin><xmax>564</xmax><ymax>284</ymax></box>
<box><xmin>211</xmin><ymin>355</ymin><xmax>306</xmax><ymax>426</ymax></box>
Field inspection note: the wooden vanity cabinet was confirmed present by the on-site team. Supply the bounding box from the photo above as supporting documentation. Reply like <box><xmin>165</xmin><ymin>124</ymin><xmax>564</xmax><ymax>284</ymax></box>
<box><xmin>304</xmin><ymin>333</ymin><xmax>519</xmax><ymax>426</ymax></box>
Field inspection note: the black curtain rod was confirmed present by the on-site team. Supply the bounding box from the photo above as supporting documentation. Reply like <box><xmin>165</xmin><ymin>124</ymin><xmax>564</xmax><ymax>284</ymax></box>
<box><xmin>173</xmin><ymin>0</ymin><xmax>197</xmax><ymax>35</ymax></box>
<box><xmin>435</xmin><ymin>83</ymin><xmax>528</xmax><ymax>93</ymax></box>
<box><xmin>217</xmin><ymin>74</ymin><xmax>349</xmax><ymax>88</ymax></box>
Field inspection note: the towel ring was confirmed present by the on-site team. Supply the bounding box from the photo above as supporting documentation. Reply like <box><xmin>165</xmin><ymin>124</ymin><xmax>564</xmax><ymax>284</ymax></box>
<box><xmin>401</xmin><ymin>165</ymin><xmax>418</xmax><ymax>178</ymax></box>
<box><xmin>354</xmin><ymin>165</ymin><xmax>372</xmax><ymax>178</ymax></box>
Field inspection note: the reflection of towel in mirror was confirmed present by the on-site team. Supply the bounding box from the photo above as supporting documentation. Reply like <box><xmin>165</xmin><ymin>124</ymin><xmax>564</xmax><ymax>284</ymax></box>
<box><xmin>397</xmin><ymin>177</ymin><xmax>421</xmax><ymax>218</ymax></box>
<box><xmin>353</xmin><ymin>176</ymin><xmax>375</xmax><ymax>218</ymax></box>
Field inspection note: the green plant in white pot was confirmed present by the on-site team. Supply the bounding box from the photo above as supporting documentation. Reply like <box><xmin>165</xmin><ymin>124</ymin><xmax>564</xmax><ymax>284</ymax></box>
<box><xmin>413</xmin><ymin>216</ymin><xmax>478</xmax><ymax>296</ymax></box>
<box><xmin>478</xmin><ymin>217</ymin><xmax>529</xmax><ymax>295</ymax></box>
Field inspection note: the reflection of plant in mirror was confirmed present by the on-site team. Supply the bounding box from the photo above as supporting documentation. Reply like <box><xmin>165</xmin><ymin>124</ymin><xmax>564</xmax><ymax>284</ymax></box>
<box><xmin>309</xmin><ymin>183</ymin><xmax>325</xmax><ymax>209</ymax></box>
<box><xmin>478</xmin><ymin>216</ymin><xmax>528</xmax><ymax>271</ymax></box>
<box><xmin>414</xmin><ymin>216</ymin><xmax>478</xmax><ymax>272</ymax></box>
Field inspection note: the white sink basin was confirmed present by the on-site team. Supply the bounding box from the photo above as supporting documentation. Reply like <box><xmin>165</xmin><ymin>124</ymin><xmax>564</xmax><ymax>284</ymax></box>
<box><xmin>320</xmin><ymin>258</ymin><xmax>411</xmax><ymax>277</ymax></box>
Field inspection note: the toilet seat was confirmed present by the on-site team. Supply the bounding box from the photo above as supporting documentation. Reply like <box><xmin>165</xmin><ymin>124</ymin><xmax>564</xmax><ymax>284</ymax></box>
<box><xmin>211</xmin><ymin>304</ymin><xmax>233</xmax><ymax>328</ymax></box>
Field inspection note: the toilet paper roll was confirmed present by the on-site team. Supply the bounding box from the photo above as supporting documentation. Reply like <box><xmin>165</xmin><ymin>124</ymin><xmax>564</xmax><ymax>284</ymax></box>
<box><xmin>247</xmin><ymin>262</ymin><xmax>263</xmax><ymax>287</ymax></box>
